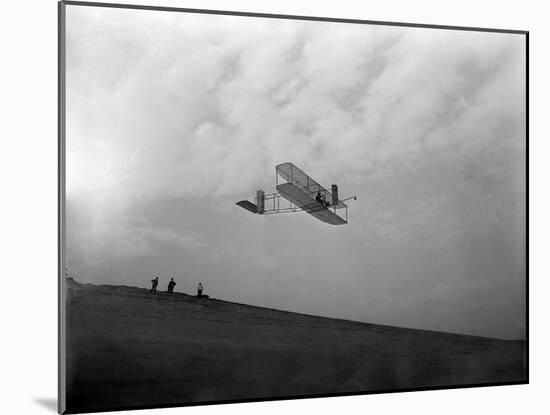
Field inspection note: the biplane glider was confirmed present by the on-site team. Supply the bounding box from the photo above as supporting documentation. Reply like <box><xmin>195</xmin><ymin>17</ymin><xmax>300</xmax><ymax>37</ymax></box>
<box><xmin>236</xmin><ymin>162</ymin><xmax>357</xmax><ymax>225</ymax></box>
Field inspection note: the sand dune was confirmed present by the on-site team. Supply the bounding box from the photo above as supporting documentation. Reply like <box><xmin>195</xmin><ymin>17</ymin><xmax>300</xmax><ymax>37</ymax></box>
<box><xmin>65</xmin><ymin>278</ymin><xmax>526</xmax><ymax>413</ymax></box>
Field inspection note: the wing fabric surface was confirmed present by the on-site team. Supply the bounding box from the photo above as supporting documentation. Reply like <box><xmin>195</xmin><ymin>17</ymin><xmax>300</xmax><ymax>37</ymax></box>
<box><xmin>276</xmin><ymin>183</ymin><xmax>347</xmax><ymax>225</ymax></box>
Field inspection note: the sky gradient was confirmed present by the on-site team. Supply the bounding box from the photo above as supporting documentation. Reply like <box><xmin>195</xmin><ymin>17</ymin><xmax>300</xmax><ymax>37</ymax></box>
<box><xmin>65</xmin><ymin>5</ymin><xmax>526</xmax><ymax>339</ymax></box>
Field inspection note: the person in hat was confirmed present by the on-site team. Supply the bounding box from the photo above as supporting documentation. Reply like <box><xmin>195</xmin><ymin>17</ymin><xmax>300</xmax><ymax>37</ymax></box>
<box><xmin>197</xmin><ymin>282</ymin><xmax>204</xmax><ymax>299</ymax></box>
<box><xmin>150</xmin><ymin>276</ymin><xmax>159</xmax><ymax>295</ymax></box>
<box><xmin>167</xmin><ymin>277</ymin><xmax>176</xmax><ymax>294</ymax></box>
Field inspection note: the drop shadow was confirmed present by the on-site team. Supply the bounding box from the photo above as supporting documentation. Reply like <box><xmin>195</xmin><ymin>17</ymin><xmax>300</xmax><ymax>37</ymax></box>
<box><xmin>34</xmin><ymin>398</ymin><xmax>57</xmax><ymax>412</ymax></box>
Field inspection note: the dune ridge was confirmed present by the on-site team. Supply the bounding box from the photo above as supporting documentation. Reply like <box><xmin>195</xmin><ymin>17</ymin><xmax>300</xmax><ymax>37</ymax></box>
<box><xmin>65</xmin><ymin>278</ymin><xmax>526</xmax><ymax>413</ymax></box>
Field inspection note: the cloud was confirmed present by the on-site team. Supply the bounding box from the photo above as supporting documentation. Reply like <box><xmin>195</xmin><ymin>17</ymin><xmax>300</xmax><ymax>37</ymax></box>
<box><xmin>138</xmin><ymin>226</ymin><xmax>206</xmax><ymax>250</ymax></box>
<box><xmin>67</xmin><ymin>9</ymin><xmax>524</xmax><ymax>203</ymax></box>
<box><xmin>67</xmin><ymin>195</ymin><xmax>205</xmax><ymax>270</ymax></box>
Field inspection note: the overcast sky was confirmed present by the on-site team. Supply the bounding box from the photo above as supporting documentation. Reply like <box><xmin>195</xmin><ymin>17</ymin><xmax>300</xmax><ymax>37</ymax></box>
<box><xmin>65</xmin><ymin>5</ymin><xmax>526</xmax><ymax>340</ymax></box>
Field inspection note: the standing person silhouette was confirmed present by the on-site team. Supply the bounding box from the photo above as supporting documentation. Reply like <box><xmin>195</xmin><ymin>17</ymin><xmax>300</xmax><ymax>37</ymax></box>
<box><xmin>197</xmin><ymin>282</ymin><xmax>204</xmax><ymax>299</ymax></box>
<box><xmin>150</xmin><ymin>277</ymin><xmax>159</xmax><ymax>295</ymax></box>
<box><xmin>167</xmin><ymin>277</ymin><xmax>176</xmax><ymax>294</ymax></box>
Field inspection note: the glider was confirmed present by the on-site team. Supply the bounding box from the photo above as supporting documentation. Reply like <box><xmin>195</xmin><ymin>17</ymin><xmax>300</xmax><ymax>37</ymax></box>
<box><xmin>236</xmin><ymin>162</ymin><xmax>357</xmax><ymax>225</ymax></box>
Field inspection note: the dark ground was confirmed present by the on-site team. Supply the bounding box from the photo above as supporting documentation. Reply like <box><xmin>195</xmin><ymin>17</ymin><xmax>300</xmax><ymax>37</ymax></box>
<box><xmin>65</xmin><ymin>278</ymin><xmax>526</xmax><ymax>413</ymax></box>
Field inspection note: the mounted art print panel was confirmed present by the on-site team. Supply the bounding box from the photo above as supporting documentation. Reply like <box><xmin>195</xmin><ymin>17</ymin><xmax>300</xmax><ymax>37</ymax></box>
<box><xmin>59</xmin><ymin>1</ymin><xmax>528</xmax><ymax>413</ymax></box>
